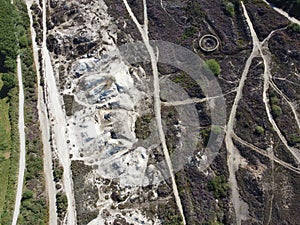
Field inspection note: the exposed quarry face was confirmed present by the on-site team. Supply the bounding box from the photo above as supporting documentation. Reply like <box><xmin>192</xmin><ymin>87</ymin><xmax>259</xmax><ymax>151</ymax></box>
<box><xmin>29</xmin><ymin>0</ymin><xmax>300</xmax><ymax>224</ymax></box>
<box><xmin>43</xmin><ymin>0</ymin><xmax>183</xmax><ymax>223</ymax></box>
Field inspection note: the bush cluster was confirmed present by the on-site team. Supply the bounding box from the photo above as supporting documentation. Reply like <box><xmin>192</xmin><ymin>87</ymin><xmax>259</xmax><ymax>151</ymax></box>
<box><xmin>207</xmin><ymin>175</ymin><xmax>228</xmax><ymax>199</ymax></box>
<box><xmin>205</xmin><ymin>59</ymin><xmax>221</xmax><ymax>76</ymax></box>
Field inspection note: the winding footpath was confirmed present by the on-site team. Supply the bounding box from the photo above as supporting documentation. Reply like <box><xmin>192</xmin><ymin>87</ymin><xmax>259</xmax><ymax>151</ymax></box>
<box><xmin>162</xmin><ymin>90</ymin><xmax>235</xmax><ymax>107</ymax></box>
<box><xmin>122</xmin><ymin>0</ymin><xmax>186</xmax><ymax>224</ymax></box>
<box><xmin>260</xmin><ymin>40</ymin><xmax>300</xmax><ymax>165</ymax></box>
<box><xmin>226</xmin><ymin>2</ymin><xmax>300</xmax><ymax>224</ymax></box>
<box><xmin>269</xmin><ymin>80</ymin><xmax>300</xmax><ymax>133</ymax></box>
<box><xmin>224</xmin><ymin>2</ymin><xmax>261</xmax><ymax>224</ymax></box>
<box><xmin>12</xmin><ymin>55</ymin><xmax>26</xmax><ymax>225</ymax></box>
<box><xmin>232</xmin><ymin>134</ymin><xmax>300</xmax><ymax>175</ymax></box>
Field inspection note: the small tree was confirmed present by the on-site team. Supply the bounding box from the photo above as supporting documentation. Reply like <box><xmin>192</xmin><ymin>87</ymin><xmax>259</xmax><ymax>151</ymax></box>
<box><xmin>53</xmin><ymin>166</ymin><xmax>64</xmax><ymax>182</ymax></box>
<box><xmin>224</xmin><ymin>1</ymin><xmax>235</xmax><ymax>17</ymax></box>
<box><xmin>1</xmin><ymin>73</ymin><xmax>16</xmax><ymax>92</ymax></box>
<box><xmin>289</xmin><ymin>23</ymin><xmax>300</xmax><ymax>33</ymax></box>
<box><xmin>270</xmin><ymin>96</ymin><xmax>279</xmax><ymax>105</ymax></box>
<box><xmin>255</xmin><ymin>126</ymin><xmax>264</xmax><ymax>136</ymax></box>
<box><xmin>205</xmin><ymin>59</ymin><xmax>221</xmax><ymax>76</ymax></box>
<box><xmin>207</xmin><ymin>175</ymin><xmax>228</xmax><ymax>199</ymax></box>
<box><xmin>271</xmin><ymin>105</ymin><xmax>282</xmax><ymax>117</ymax></box>
<box><xmin>22</xmin><ymin>189</ymin><xmax>33</xmax><ymax>201</ymax></box>
<box><xmin>211</xmin><ymin>125</ymin><xmax>222</xmax><ymax>135</ymax></box>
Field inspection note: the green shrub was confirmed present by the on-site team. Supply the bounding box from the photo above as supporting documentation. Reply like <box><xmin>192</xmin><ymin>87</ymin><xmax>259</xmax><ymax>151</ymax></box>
<box><xmin>207</xmin><ymin>175</ymin><xmax>228</xmax><ymax>199</ymax></box>
<box><xmin>56</xmin><ymin>192</ymin><xmax>68</xmax><ymax>217</ymax></box>
<box><xmin>211</xmin><ymin>125</ymin><xmax>222</xmax><ymax>135</ymax></box>
<box><xmin>255</xmin><ymin>126</ymin><xmax>264</xmax><ymax>136</ymax></box>
<box><xmin>289</xmin><ymin>23</ymin><xmax>300</xmax><ymax>33</ymax></box>
<box><xmin>183</xmin><ymin>26</ymin><xmax>198</xmax><ymax>38</ymax></box>
<box><xmin>271</xmin><ymin>105</ymin><xmax>282</xmax><ymax>117</ymax></box>
<box><xmin>205</xmin><ymin>59</ymin><xmax>221</xmax><ymax>76</ymax></box>
<box><xmin>1</xmin><ymin>73</ymin><xmax>16</xmax><ymax>92</ymax></box>
<box><xmin>188</xmin><ymin>2</ymin><xmax>203</xmax><ymax>17</ymax></box>
<box><xmin>288</xmin><ymin>134</ymin><xmax>300</xmax><ymax>146</ymax></box>
<box><xmin>135</xmin><ymin>114</ymin><xmax>153</xmax><ymax>139</ymax></box>
<box><xmin>53</xmin><ymin>166</ymin><xmax>64</xmax><ymax>182</ymax></box>
<box><xmin>224</xmin><ymin>1</ymin><xmax>235</xmax><ymax>17</ymax></box>
<box><xmin>270</xmin><ymin>96</ymin><xmax>279</xmax><ymax>105</ymax></box>
<box><xmin>22</xmin><ymin>190</ymin><xmax>33</xmax><ymax>201</ymax></box>
<box><xmin>200</xmin><ymin>128</ymin><xmax>210</xmax><ymax>146</ymax></box>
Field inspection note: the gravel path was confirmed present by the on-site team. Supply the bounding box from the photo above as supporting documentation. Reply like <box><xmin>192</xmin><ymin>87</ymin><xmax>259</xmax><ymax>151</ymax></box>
<box><xmin>226</xmin><ymin>3</ymin><xmax>300</xmax><ymax>224</ymax></box>
<box><xmin>25</xmin><ymin>0</ymin><xmax>58</xmax><ymax>223</ymax></box>
<box><xmin>224</xmin><ymin>3</ymin><xmax>261</xmax><ymax>224</ymax></box>
<box><xmin>12</xmin><ymin>55</ymin><xmax>26</xmax><ymax>225</ymax></box>
<box><xmin>122</xmin><ymin>0</ymin><xmax>186</xmax><ymax>223</ymax></box>
<box><xmin>41</xmin><ymin>0</ymin><xmax>77</xmax><ymax>222</ymax></box>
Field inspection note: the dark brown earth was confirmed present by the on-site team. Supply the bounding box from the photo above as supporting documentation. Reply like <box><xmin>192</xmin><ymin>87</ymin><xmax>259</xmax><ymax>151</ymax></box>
<box><xmin>40</xmin><ymin>0</ymin><xmax>300</xmax><ymax>224</ymax></box>
<box><xmin>71</xmin><ymin>161</ymin><xmax>99</xmax><ymax>225</ymax></box>
<box><xmin>266</xmin><ymin>0</ymin><xmax>300</xmax><ymax>20</ymax></box>
<box><xmin>94</xmin><ymin>0</ymin><xmax>300</xmax><ymax>224</ymax></box>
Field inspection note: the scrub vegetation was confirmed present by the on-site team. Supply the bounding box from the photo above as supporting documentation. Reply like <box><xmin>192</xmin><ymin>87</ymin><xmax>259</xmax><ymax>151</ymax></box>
<box><xmin>0</xmin><ymin>0</ymin><xmax>47</xmax><ymax>224</ymax></box>
<box><xmin>267</xmin><ymin>0</ymin><xmax>300</xmax><ymax>19</ymax></box>
<box><xmin>0</xmin><ymin>0</ymin><xmax>20</xmax><ymax>223</ymax></box>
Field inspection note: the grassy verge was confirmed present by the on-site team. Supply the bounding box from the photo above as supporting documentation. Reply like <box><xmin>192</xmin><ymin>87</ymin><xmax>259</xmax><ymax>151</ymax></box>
<box><xmin>0</xmin><ymin>0</ymin><xmax>47</xmax><ymax>223</ymax></box>
<box><xmin>0</xmin><ymin>77</ymin><xmax>11</xmax><ymax>217</ymax></box>
<box><xmin>0</xmin><ymin>87</ymin><xmax>19</xmax><ymax>225</ymax></box>
<box><xmin>0</xmin><ymin>0</ymin><xmax>20</xmax><ymax>223</ymax></box>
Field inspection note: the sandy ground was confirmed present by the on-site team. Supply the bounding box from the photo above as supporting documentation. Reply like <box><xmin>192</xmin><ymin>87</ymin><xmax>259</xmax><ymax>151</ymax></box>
<box><xmin>44</xmin><ymin>0</ymin><xmax>155</xmax><ymax>223</ymax></box>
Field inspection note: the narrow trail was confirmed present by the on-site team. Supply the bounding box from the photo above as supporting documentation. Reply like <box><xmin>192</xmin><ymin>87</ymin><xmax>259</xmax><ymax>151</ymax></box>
<box><xmin>249</xmin><ymin>0</ymin><xmax>300</xmax><ymax>165</ymax></box>
<box><xmin>226</xmin><ymin>3</ymin><xmax>300</xmax><ymax>223</ymax></box>
<box><xmin>162</xmin><ymin>89</ymin><xmax>236</xmax><ymax>107</ymax></box>
<box><xmin>122</xmin><ymin>0</ymin><xmax>186</xmax><ymax>223</ymax></box>
<box><xmin>262</xmin><ymin>0</ymin><xmax>300</xmax><ymax>26</ymax></box>
<box><xmin>12</xmin><ymin>55</ymin><xmax>26</xmax><ymax>225</ymax></box>
<box><xmin>41</xmin><ymin>0</ymin><xmax>76</xmax><ymax>223</ymax></box>
<box><xmin>224</xmin><ymin>2</ymin><xmax>260</xmax><ymax>224</ymax></box>
<box><xmin>266</xmin><ymin>143</ymin><xmax>274</xmax><ymax>225</ymax></box>
<box><xmin>232</xmin><ymin>134</ymin><xmax>300</xmax><ymax>174</ymax></box>
<box><xmin>274</xmin><ymin>77</ymin><xmax>300</xmax><ymax>87</ymax></box>
<box><xmin>162</xmin><ymin>96</ymin><xmax>218</xmax><ymax>107</ymax></box>
<box><xmin>269</xmin><ymin>80</ymin><xmax>300</xmax><ymax>137</ymax></box>
<box><xmin>25</xmin><ymin>0</ymin><xmax>58</xmax><ymax>224</ymax></box>
<box><xmin>159</xmin><ymin>0</ymin><xmax>188</xmax><ymax>28</ymax></box>
<box><xmin>260</xmin><ymin>32</ymin><xmax>300</xmax><ymax>165</ymax></box>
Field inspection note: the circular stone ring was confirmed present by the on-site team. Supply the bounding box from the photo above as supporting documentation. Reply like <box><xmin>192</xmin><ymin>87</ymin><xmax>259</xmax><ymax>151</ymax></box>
<box><xmin>199</xmin><ymin>34</ymin><xmax>220</xmax><ymax>52</ymax></box>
